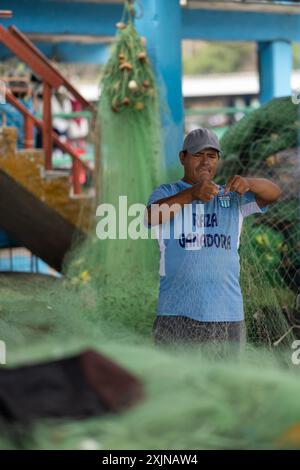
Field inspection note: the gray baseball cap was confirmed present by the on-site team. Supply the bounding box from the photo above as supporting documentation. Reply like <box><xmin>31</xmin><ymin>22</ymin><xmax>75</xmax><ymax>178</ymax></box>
<box><xmin>182</xmin><ymin>127</ymin><xmax>221</xmax><ymax>155</ymax></box>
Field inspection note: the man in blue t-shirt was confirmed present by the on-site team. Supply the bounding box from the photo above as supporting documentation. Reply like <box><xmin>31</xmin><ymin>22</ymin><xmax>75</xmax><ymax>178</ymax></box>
<box><xmin>146</xmin><ymin>127</ymin><xmax>282</xmax><ymax>347</ymax></box>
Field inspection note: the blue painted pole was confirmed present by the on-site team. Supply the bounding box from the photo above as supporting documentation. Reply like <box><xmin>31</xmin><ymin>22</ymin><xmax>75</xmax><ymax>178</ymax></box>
<box><xmin>136</xmin><ymin>0</ymin><xmax>184</xmax><ymax>173</ymax></box>
<box><xmin>258</xmin><ymin>40</ymin><xmax>292</xmax><ymax>104</ymax></box>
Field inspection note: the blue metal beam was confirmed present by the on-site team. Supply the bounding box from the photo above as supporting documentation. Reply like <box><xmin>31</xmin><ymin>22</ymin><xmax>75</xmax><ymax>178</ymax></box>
<box><xmin>136</xmin><ymin>0</ymin><xmax>184</xmax><ymax>170</ymax></box>
<box><xmin>2</xmin><ymin>1</ymin><xmax>300</xmax><ymax>41</ymax></box>
<box><xmin>0</xmin><ymin>42</ymin><xmax>110</xmax><ymax>64</ymax></box>
<box><xmin>1</xmin><ymin>0</ymin><xmax>122</xmax><ymax>36</ymax></box>
<box><xmin>258</xmin><ymin>40</ymin><xmax>292</xmax><ymax>103</ymax></box>
<box><xmin>182</xmin><ymin>8</ymin><xmax>300</xmax><ymax>41</ymax></box>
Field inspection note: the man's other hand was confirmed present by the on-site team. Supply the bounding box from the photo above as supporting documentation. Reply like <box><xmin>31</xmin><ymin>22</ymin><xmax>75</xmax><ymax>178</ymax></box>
<box><xmin>224</xmin><ymin>175</ymin><xmax>250</xmax><ymax>195</ymax></box>
<box><xmin>191</xmin><ymin>178</ymin><xmax>220</xmax><ymax>202</ymax></box>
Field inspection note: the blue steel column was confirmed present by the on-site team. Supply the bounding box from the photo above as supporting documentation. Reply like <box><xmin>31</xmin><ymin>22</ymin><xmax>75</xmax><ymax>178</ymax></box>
<box><xmin>258</xmin><ymin>40</ymin><xmax>292</xmax><ymax>104</ymax></box>
<box><xmin>34</xmin><ymin>42</ymin><xmax>111</xmax><ymax>64</ymax></box>
<box><xmin>136</xmin><ymin>0</ymin><xmax>184</xmax><ymax>173</ymax></box>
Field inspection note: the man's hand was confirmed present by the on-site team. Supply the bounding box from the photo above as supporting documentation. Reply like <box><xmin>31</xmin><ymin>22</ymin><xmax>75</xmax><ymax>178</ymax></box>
<box><xmin>224</xmin><ymin>175</ymin><xmax>250</xmax><ymax>195</ymax></box>
<box><xmin>191</xmin><ymin>178</ymin><xmax>220</xmax><ymax>202</ymax></box>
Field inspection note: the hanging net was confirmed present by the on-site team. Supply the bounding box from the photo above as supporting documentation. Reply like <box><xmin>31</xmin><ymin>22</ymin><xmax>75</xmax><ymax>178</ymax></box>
<box><xmin>1</xmin><ymin>1</ymin><xmax>300</xmax><ymax>450</ymax></box>
<box><xmin>64</xmin><ymin>1</ymin><xmax>164</xmax><ymax>339</ymax></box>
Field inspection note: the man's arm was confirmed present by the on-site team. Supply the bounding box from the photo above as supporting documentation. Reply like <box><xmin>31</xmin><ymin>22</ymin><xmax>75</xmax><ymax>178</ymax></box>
<box><xmin>146</xmin><ymin>178</ymin><xmax>220</xmax><ymax>226</ymax></box>
<box><xmin>146</xmin><ymin>188</ymin><xmax>194</xmax><ymax>227</ymax></box>
<box><xmin>246</xmin><ymin>178</ymin><xmax>282</xmax><ymax>208</ymax></box>
<box><xmin>224</xmin><ymin>176</ymin><xmax>282</xmax><ymax>208</ymax></box>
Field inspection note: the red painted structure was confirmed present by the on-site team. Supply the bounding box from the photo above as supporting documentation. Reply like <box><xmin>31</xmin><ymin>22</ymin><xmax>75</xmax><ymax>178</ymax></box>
<box><xmin>0</xmin><ymin>24</ymin><xmax>95</xmax><ymax>194</ymax></box>
<box><xmin>5</xmin><ymin>90</ymin><xmax>93</xmax><ymax>189</ymax></box>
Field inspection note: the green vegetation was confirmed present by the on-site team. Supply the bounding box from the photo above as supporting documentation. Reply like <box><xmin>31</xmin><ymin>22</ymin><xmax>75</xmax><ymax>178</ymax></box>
<box><xmin>183</xmin><ymin>41</ymin><xmax>300</xmax><ymax>75</ymax></box>
<box><xmin>183</xmin><ymin>42</ymin><xmax>255</xmax><ymax>75</ymax></box>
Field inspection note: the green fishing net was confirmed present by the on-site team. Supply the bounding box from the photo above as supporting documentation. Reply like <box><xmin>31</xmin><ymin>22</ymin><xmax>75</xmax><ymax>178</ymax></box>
<box><xmin>217</xmin><ymin>96</ymin><xmax>300</xmax><ymax>346</ymax></box>
<box><xmin>1</xmin><ymin>2</ymin><xmax>300</xmax><ymax>450</ymax></box>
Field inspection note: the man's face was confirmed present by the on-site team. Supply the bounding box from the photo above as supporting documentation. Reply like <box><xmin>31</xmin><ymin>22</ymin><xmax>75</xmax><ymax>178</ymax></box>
<box><xmin>179</xmin><ymin>147</ymin><xmax>220</xmax><ymax>183</ymax></box>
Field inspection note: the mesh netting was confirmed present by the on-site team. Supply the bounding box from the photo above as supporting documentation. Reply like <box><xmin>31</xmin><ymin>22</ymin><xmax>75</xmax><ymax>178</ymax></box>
<box><xmin>1</xmin><ymin>2</ymin><xmax>300</xmax><ymax>450</ymax></box>
<box><xmin>217</xmin><ymin>97</ymin><xmax>300</xmax><ymax>346</ymax></box>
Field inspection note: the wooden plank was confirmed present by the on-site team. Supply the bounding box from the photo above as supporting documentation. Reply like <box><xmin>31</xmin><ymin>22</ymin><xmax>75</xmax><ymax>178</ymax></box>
<box><xmin>0</xmin><ymin>170</ymin><xmax>85</xmax><ymax>272</ymax></box>
<box><xmin>51</xmin><ymin>0</ymin><xmax>123</xmax><ymax>3</ymax></box>
<box><xmin>186</xmin><ymin>1</ymin><xmax>300</xmax><ymax>14</ymax></box>
<box><xmin>43</xmin><ymin>82</ymin><xmax>53</xmax><ymax>170</ymax></box>
<box><xmin>27</xmin><ymin>33</ymin><xmax>114</xmax><ymax>44</ymax></box>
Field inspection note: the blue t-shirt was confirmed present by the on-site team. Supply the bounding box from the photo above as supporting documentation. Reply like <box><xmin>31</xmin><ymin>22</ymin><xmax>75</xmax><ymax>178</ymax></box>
<box><xmin>147</xmin><ymin>179</ymin><xmax>268</xmax><ymax>322</ymax></box>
